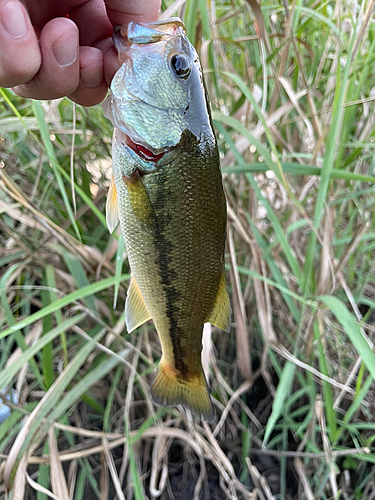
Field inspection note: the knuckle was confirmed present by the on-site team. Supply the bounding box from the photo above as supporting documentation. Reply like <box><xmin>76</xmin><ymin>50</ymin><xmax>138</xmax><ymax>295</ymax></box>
<box><xmin>13</xmin><ymin>75</ymin><xmax>79</xmax><ymax>101</ymax></box>
<box><xmin>53</xmin><ymin>78</ymin><xmax>79</xmax><ymax>98</ymax></box>
<box><xmin>32</xmin><ymin>68</ymin><xmax>80</xmax><ymax>99</ymax></box>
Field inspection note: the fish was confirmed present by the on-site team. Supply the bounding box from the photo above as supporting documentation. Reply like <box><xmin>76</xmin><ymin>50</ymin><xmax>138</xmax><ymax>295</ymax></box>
<box><xmin>104</xmin><ymin>17</ymin><xmax>230</xmax><ymax>421</ymax></box>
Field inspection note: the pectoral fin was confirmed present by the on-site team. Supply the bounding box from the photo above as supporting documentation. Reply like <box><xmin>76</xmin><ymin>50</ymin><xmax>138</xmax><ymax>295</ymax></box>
<box><xmin>106</xmin><ymin>175</ymin><xmax>119</xmax><ymax>233</ymax></box>
<box><xmin>206</xmin><ymin>274</ymin><xmax>231</xmax><ymax>332</ymax></box>
<box><xmin>123</xmin><ymin>171</ymin><xmax>156</xmax><ymax>228</ymax></box>
<box><xmin>125</xmin><ymin>275</ymin><xmax>152</xmax><ymax>332</ymax></box>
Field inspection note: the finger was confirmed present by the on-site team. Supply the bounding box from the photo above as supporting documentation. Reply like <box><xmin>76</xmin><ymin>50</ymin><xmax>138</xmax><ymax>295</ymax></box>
<box><xmin>12</xmin><ymin>18</ymin><xmax>79</xmax><ymax>100</ymax></box>
<box><xmin>104</xmin><ymin>0</ymin><xmax>161</xmax><ymax>27</ymax></box>
<box><xmin>68</xmin><ymin>0</ymin><xmax>113</xmax><ymax>47</ymax></box>
<box><xmin>69</xmin><ymin>46</ymin><xmax>108</xmax><ymax>107</ymax></box>
<box><xmin>0</xmin><ymin>0</ymin><xmax>41</xmax><ymax>87</ymax></box>
<box><xmin>104</xmin><ymin>45</ymin><xmax>119</xmax><ymax>88</ymax></box>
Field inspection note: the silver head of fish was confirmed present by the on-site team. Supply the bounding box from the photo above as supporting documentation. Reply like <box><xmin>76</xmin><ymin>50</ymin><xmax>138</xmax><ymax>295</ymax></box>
<box><xmin>104</xmin><ymin>18</ymin><xmax>214</xmax><ymax>170</ymax></box>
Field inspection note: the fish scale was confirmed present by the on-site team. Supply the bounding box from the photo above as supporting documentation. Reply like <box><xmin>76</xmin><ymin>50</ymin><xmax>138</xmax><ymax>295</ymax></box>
<box><xmin>105</xmin><ymin>18</ymin><xmax>231</xmax><ymax>421</ymax></box>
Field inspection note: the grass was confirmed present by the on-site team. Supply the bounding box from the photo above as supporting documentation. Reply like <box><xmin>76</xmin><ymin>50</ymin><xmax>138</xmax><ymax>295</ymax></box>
<box><xmin>1</xmin><ymin>0</ymin><xmax>375</xmax><ymax>498</ymax></box>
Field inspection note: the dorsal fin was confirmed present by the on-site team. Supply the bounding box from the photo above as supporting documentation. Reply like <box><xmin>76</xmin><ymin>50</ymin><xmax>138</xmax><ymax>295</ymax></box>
<box><xmin>206</xmin><ymin>274</ymin><xmax>231</xmax><ymax>332</ymax></box>
<box><xmin>106</xmin><ymin>175</ymin><xmax>119</xmax><ymax>233</ymax></box>
<box><xmin>125</xmin><ymin>275</ymin><xmax>152</xmax><ymax>332</ymax></box>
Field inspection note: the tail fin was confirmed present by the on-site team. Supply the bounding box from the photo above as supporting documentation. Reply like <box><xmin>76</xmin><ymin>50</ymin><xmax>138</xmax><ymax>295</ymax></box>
<box><xmin>151</xmin><ymin>360</ymin><xmax>214</xmax><ymax>422</ymax></box>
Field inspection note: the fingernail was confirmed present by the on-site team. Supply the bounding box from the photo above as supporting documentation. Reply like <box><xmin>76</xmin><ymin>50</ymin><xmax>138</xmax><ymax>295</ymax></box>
<box><xmin>2</xmin><ymin>1</ymin><xmax>28</xmax><ymax>39</ymax></box>
<box><xmin>52</xmin><ymin>34</ymin><xmax>78</xmax><ymax>68</ymax></box>
<box><xmin>11</xmin><ymin>83</ymin><xmax>28</xmax><ymax>95</ymax></box>
<box><xmin>80</xmin><ymin>66</ymin><xmax>103</xmax><ymax>88</ymax></box>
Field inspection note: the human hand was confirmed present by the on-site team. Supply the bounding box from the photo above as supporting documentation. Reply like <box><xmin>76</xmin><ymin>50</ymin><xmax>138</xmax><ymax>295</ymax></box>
<box><xmin>0</xmin><ymin>0</ymin><xmax>161</xmax><ymax>106</ymax></box>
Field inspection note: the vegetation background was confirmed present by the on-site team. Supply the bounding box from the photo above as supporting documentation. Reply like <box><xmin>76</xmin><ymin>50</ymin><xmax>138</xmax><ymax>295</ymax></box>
<box><xmin>1</xmin><ymin>0</ymin><xmax>375</xmax><ymax>498</ymax></box>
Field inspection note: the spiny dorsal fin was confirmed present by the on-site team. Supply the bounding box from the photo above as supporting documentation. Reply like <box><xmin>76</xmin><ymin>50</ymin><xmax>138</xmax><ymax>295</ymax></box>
<box><xmin>206</xmin><ymin>273</ymin><xmax>231</xmax><ymax>332</ymax></box>
<box><xmin>106</xmin><ymin>175</ymin><xmax>119</xmax><ymax>233</ymax></box>
<box><xmin>125</xmin><ymin>275</ymin><xmax>152</xmax><ymax>333</ymax></box>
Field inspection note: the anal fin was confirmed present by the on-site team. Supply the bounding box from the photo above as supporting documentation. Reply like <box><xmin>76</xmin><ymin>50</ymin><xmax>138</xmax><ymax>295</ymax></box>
<box><xmin>125</xmin><ymin>275</ymin><xmax>152</xmax><ymax>332</ymax></box>
<box><xmin>106</xmin><ymin>175</ymin><xmax>119</xmax><ymax>233</ymax></box>
<box><xmin>206</xmin><ymin>274</ymin><xmax>231</xmax><ymax>332</ymax></box>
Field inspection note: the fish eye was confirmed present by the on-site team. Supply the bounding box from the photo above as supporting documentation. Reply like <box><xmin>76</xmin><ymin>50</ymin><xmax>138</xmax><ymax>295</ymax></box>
<box><xmin>170</xmin><ymin>54</ymin><xmax>191</xmax><ymax>79</ymax></box>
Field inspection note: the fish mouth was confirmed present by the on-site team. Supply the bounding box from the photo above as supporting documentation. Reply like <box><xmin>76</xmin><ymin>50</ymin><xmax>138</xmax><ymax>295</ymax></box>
<box><xmin>125</xmin><ymin>134</ymin><xmax>167</xmax><ymax>163</ymax></box>
<box><xmin>123</xmin><ymin>125</ymin><xmax>189</xmax><ymax>168</ymax></box>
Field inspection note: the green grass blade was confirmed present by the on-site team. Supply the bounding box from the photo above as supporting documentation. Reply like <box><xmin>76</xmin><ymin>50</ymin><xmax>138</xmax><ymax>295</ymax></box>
<box><xmin>103</xmin><ymin>365</ymin><xmax>123</xmax><ymax>433</ymax></box>
<box><xmin>44</xmin><ymin>265</ymin><xmax>68</xmax><ymax>366</ymax></box>
<box><xmin>6</xmin><ymin>329</ymin><xmax>107</xmax><ymax>482</ymax></box>
<box><xmin>220</xmin><ymin>72</ymin><xmax>289</xmax><ymax>189</ymax></box>
<box><xmin>63</xmin><ymin>251</ymin><xmax>97</xmax><ymax>313</ymax></box>
<box><xmin>39</xmin><ymin>348</ymin><xmax>130</xmax><ymax>441</ymax></box>
<box><xmin>222</xmin><ymin>162</ymin><xmax>375</xmax><ymax>184</ymax></box>
<box><xmin>302</xmin><ymin>28</ymin><xmax>357</xmax><ymax>294</ymax></box>
<box><xmin>263</xmin><ymin>361</ymin><xmax>296</xmax><ymax>447</ymax></box>
<box><xmin>74</xmin><ymin>468</ymin><xmax>87</xmax><ymax>500</ymax></box>
<box><xmin>319</xmin><ymin>296</ymin><xmax>375</xmax><ymax>381</ymax></box>
<box><xmin>129</xmin><ymin>442</ymin><xmax>146</xmax><ymax>500</ymax></box>
<box><xmin>234</xmin><ymin>265</ymin><xmax>314</xmax><ymax>306</ymax></box>
<box><xmin>0</xmin><ymin>264</ymin><xmax>45</xmax><ymax>389</ymax></box>
<box><xmin>0</xmin><ymin>274</ymin><xmax>130</xmax><ymax>340</ymax></box>
<box><xmin>41</xmin><ymin>278</ymin><xmax>54</xmax><ymax>390</ymax></box>
<box><xmin>245</xmin><ymin>217</ymin><xmax>300</xmax><ymax>321</ymax></box>
<box><xmin>216</xmin><ymin>122</ymin><xmax>301</xmax><ymax>280</ymax></box>
<box><xmin>55</xmin><ymin>161</ymin><xmax>107</xmax><ymax>228</ymax></box>
<box><xmin>184</xmin><ymin>0</ymin><xmax>199</xmax><ymax>43</ymax></box>
<box><xmin>31</xmin><ymin>100</ymin><xmax>81</xmax><ymax>241</ymax></box>
<box><xmin>0</xmin><ymin>314</ymin><xmax>86</xmax><ymax>392</ymax></box>
<box><xmin>314</xmin><ymin>319</ymin><xmax>336</xmax><ymax>437</ymax></box>
<box><xmin>336</xmin><ymin>375</ymin><xmax>373</xmax><ymax>444</ymax></box>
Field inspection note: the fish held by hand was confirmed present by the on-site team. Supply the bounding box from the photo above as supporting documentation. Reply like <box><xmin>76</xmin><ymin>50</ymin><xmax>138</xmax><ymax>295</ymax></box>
<box><xmin>104</xmin><ymin>17</ymin><xmax>230</xmax><ymax>421</ymax></box>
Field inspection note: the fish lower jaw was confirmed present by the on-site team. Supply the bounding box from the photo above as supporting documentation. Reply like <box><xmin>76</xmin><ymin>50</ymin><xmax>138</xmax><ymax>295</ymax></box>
<box><xmin>122</xmin><ymin>132</ymin><xmax>183</xmax><ymax>171</ymax></box>
<box><xmin>125</xmin><ymin>133</ymin><xmax>166</xmax><ymax>163</ymax></box>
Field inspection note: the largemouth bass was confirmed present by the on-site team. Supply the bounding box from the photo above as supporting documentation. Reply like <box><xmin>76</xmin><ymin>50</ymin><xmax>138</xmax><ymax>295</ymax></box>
<box><xmin>104</xmin><ymin>18</ymin><xmax>230</xmax><ymax>421</ymax></box>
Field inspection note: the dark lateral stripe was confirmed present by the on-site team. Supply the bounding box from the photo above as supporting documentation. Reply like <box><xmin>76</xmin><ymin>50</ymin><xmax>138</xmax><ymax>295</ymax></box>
<box><xmin>152</xmin><ymin>171</ymin><xmax>189</xmax><ymax>378</ymax></box>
